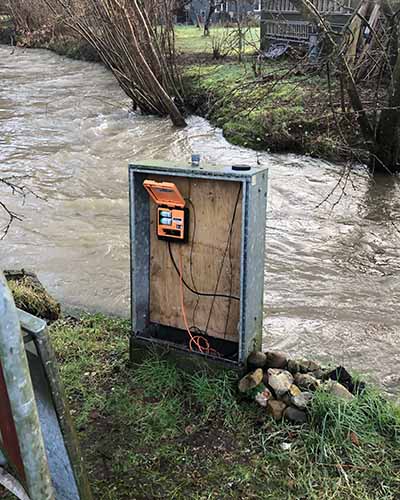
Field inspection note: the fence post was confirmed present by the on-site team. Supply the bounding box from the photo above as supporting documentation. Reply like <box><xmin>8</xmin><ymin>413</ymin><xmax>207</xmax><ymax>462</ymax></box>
<box><xmin>0</xmin><ymin>272</ymin><xmax>55</xmax><ymax>500</ymax></box>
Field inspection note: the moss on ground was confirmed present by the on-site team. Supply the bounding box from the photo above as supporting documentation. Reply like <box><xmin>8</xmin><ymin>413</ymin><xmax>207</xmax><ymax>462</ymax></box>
<box><xmin>19</xmin><ymin>314</ymin><xmax>398</xmax><ymax>499</ymax></box>
<box><xmin>45</xmin><ymin>37</ymin><xmax>101</xmax><ymax>63</ymax></box>
<box><xmin>181</xmin><ymin>61</ymin><xmax>361</xmax><ymax>160</ymax></box>
<box><xmin>7</xmin><ymin>274</ymin><xmax>61</xmax><ymax>320</ymax></box>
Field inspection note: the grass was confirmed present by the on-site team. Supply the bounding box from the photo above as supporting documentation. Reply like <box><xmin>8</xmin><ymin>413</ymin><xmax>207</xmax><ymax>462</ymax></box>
<box><xmin>176</xmin><ymin>26</ymin><xmax>362</xmax><ymax>160</ymax></box>
<box><xmin>175</xmin><ymin>25</ymin><xmax>260</xmax><ymax>56</ymax></box>
<box><xmin>181</xmin><ymin>61</ymin><xmax>344</xmax><ymax>157</ymax></box>
<box><xmin>7</xmin><ymin>275</ymin><xmax>60</xmax><ymax>320</ymax></box>
<box><xmin>176</xmin><ymin>24</ymin><xmax>357</xmax><ymax>159</ymax></box>
<box><xmin>12</xmin><ymin>313</ymin><xmax>396</xmax><ymax>500</ymax></box>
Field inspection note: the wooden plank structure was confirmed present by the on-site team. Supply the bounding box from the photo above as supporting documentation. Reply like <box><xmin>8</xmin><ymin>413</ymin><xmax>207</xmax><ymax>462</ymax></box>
<box><xmin>345</xmin><ymin>0</ymin><xmax>370</xmax><ymax>65</ymax></box>
<box><xmin>344</xmin><ymin>0</ymin><xmax>383</xmax><ymax>79</ymax></box>
<box><xmin>260</xmin><ymin>0</ymin><xmax>357</xmax><ymax>49</ymax></box>
<box><xmin>149</xmin><ymin>175</ymin><xmax>242</xmax><ymax>342</ymax></box>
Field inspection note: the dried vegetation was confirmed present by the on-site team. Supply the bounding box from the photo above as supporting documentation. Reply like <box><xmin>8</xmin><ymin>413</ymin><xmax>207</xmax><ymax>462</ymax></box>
<box><xmin>5</xmin><ymin>0</ymin><xmax>186</xmax><ymax>126</ymax></box>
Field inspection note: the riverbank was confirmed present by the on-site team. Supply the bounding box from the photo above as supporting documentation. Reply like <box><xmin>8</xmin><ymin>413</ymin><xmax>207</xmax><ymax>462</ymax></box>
<box><xmin>44</xmin><ymin>314</ymin><xmax>399</xmax><ymax>499</ymax></box>
<box><xmin>0</xmin><ymin>20</ymin><xmax>364</xmax><ymax>162</ymax></box>
<box><xmin>0</xmin><ymin>15</ymin><xmax>14</xmax><ymax>45</ymax></box>
<box><xmin>181</xmin><ymin>62</ymin><xmax>345</xmax><ymax>159</ymax></box>
<box><xmin>0</xmin><ymin>16</ymin><xmax>99</xmax><ymax>62</ymax></box>
<box><xmin>177</xmin><ymin>26</ymin><xmax>364</xmax><ymax>161</ymax></box>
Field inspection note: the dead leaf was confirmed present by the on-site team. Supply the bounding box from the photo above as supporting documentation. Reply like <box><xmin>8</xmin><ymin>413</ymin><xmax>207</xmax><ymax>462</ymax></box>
<box><xmin>90</xmin><ymin>409</ymin><xmax>100</xmax><ymax>420</ymax></box>
<box><xmin>349</xmin><ymin>431</ymin><xmax>360</xmax><ymax>446</ymax></box>
<box><xmin>185</xmin><ymin>424</ymin><xmax>195</xmax><ymax>436</ymax></box>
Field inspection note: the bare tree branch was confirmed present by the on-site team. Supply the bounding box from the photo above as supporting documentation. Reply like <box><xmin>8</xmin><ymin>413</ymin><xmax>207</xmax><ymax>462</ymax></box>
<box><xmin>0</xmin><ymin>176</ymin><xmax>44</xmax><ymax>239</ymax></box>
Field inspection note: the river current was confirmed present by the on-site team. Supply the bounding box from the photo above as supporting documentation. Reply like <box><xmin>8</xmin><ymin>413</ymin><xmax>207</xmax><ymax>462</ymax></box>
<box><xmin>1</xmin><ymin>46</ymin><xmax>399</xmax><ymax>395</ymax></box>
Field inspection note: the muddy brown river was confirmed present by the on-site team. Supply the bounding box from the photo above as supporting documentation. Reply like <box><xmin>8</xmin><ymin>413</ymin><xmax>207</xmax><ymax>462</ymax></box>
<box><xmin>1</xmin><ymin>46</ymin><xmax>399</xmax><ymax>395</ymax></box>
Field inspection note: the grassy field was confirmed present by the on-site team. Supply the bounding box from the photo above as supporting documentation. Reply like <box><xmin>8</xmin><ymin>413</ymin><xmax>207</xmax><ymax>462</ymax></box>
<box><xmin>13</xmin><ymin>314</ymin><xmax>397</xmax><ymax>499</ymax></box>
<box><xmin>175</xmin><ymin>25</ymin><xmax>260</xmax><ymax>56</ymax></box>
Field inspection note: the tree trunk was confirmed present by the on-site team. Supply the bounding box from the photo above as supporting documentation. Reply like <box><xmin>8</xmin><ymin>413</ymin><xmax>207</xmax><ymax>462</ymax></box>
<box><xmin>204</xmin><ymin>0</ymin><xmax>216</xmax><ymax>36</ymax></box>
<box><xmin>290</xmin><ymin>0</ymin><xmax>400</xmax><ymax>173</ymax></box>
<box><xmin>374</xmin><ymin>48</ymin><xmax>400</xmax><ymax>173</ymax></box>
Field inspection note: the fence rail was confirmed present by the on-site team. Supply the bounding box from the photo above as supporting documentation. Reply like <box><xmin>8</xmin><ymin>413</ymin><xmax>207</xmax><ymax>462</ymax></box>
<box><xmin>264</xmin><ymin>0</ymin><xmax>353</xmax><ymax>14</ymax></box>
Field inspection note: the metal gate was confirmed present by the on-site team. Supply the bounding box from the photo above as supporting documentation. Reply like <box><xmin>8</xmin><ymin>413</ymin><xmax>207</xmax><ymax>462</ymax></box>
<box><xmin>0</xmin><ymin>272</ymin><xmax>92</xmax><ymax>500</ymax></box>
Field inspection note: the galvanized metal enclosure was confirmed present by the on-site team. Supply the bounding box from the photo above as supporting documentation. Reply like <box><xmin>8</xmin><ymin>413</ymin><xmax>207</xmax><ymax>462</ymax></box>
<box><xmin>129</xmin><ymin>160</ymin><xmax>268</xmax><ymax>366</ymax></box>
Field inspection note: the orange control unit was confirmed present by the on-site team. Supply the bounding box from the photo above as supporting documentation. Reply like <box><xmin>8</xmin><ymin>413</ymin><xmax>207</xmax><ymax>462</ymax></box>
<box><xmin>143</xmin><ymin>180</ymin><xmax>189</xmax><ymax>242</ymax></box>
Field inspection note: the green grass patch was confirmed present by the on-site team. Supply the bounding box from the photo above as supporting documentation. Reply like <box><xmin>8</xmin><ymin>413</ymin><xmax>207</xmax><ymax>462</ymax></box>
<box><xmin>45</xmin><ymin>314</ymin><xmax>400</xmax><ymax>499</ymax></box>
<box><xmin>175</xmin><ymin>25</ymin><xmax>260</xmax><ymax>56</ymax></box>
<box><xmin>175</xmin><ymin>25</ymin><xmax>213</xmax><ymax>54</ymax></box>
<box><xmin>177</xmin><ymin>27</ymin><xmax>359</xmax><ymax>159</ymax></box>
<box><xmin>182</xmin><ymin>61</ymin><xmax>335</xmax><ymax>155</ymax></box>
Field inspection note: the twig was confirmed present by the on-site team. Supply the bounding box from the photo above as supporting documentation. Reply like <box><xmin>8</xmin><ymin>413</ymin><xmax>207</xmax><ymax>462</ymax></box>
<box><xmin>0</xmin><ymin>176</ymin><xmax>44</xmax><ymax>238</ymax></box>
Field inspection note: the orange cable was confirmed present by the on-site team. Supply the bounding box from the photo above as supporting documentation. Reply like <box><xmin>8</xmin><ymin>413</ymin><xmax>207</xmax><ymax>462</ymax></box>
<box><xmin>177</xmin><ymin>248</ymin><xmax>219</xmax><ymax>356</ymax></box>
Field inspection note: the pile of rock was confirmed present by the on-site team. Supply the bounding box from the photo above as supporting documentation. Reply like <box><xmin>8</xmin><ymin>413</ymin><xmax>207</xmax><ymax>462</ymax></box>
<box><xmin>238</xmin><ymin>351</ymin><xmax>363</xmax><ymax>423</ymax></box>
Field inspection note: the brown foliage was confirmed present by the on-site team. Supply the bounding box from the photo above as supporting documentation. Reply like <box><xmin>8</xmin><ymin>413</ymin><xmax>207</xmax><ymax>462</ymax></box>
<box><xmin>46</xmin><ymin>0</ymin><xmax>186</xmax><ymax>125</ymax></box>
<box><xmin>7</xmin><ymin>0</ymin><xmax>187</xmax><ymax>126</ymax></box>
<box><xmin>6</xmin><ymin>0</ymin><xmax>51</xmax><ymax>32</ymax></box>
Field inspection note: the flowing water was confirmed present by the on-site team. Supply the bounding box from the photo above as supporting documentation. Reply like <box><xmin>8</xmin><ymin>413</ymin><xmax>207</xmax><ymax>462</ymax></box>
<box><xmin>1</xmin><ymin>46</ymin><xmax>399</xmax><ymax>395</ymax></box>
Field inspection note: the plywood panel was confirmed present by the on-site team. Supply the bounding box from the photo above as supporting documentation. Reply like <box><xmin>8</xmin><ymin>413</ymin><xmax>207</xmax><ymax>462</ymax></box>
<box><xmin>148</xmin><ymin>175</ymin><xmax>242</xmax><ymax>342</ymax></box>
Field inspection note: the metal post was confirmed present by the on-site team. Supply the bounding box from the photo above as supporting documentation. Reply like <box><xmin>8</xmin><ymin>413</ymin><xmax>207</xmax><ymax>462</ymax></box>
<box><xmin>0</xmin><ymin>272</ymin><xmax>55</xmax><ymax>500</ymax></box>
<box><xmin>0</xmin><ymin>361</ymin><xmax>25</xmax><ymax>479</ymax></box>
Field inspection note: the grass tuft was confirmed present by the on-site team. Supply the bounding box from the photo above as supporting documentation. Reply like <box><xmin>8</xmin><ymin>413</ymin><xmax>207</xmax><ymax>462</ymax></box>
<box><xmin>305</xmin><ymin>386</ymin><xmax>400</xmax><ymax>466</ymax></box>
<box><xmin>189</xmin><ymin>371</ymin><xmax>241</xmax><ymax>427</ymax></box>
<box><xmin>8</xmin><ymin>276</ymin><xmax>61</xmax><ymax>320</ymax></box>
<box><xmin>133</xmin><ymin>357</ymin><xmax>183</xmax><ymax>398</ymax></box>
